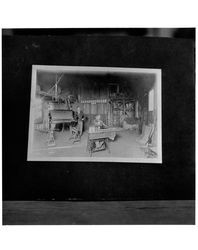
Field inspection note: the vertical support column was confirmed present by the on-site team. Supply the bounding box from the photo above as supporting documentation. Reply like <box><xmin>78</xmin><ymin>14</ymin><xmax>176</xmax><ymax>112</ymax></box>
<box><xmin>55</xmin><ymin>74</ymin><xmax>58</xmax><ymax>101</ymax></box>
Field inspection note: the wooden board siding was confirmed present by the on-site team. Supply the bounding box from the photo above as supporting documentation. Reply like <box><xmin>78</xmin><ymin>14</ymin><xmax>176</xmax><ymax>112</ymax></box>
<box><xmin>80</xmin><ymin>85</ymin><xmax>108</xmax><ymax>100</ymax></box>
<box><xmin>82</xmin><ymin>102</ymin><xmax>108</xmax><ymax>128</ymax></box>
<box><xmin>79</xmin><ymin>81</ymin><xmax>109</xmax><ymax>128</ymax></box>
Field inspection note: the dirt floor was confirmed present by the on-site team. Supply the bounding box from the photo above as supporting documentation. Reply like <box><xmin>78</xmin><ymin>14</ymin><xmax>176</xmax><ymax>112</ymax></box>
<box><xmin>30</xmin><ymin>129</ymin><xmax>147</xmax><ymax>159</ymax></box>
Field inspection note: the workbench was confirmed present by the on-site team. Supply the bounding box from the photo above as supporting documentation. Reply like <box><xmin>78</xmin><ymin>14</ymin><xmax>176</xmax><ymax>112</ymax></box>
<box><xmin>87</xmin><ymin>128</ymin><xmax>116</xmax><ymax>156</ymax></box>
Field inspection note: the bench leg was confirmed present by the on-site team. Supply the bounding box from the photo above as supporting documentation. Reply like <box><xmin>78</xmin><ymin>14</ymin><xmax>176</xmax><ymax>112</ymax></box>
<box><xmin>105</xmin><ymin>139</ymin><xmax>110</xmax><ymax>153</ymax></box>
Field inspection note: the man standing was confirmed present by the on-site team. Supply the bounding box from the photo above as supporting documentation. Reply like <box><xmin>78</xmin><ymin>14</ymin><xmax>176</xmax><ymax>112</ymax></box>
<box><xmin>76</xmin><ymin>106</ymin><xmax>85</xmax><ymax>136</ymax></box>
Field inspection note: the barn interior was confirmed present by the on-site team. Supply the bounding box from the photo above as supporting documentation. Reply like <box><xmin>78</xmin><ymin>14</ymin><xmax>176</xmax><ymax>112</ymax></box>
<box><xmin>30</xmin><ymin>69</ymin><xmax>158</xmax><ymax>160</ymax></box>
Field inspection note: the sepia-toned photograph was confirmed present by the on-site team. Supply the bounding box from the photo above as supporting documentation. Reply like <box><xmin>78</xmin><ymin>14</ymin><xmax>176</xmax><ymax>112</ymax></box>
<box><xmin>28</xmin><ymin>65</ymin><xmax>162</xmax><ymax>162</ymax></box>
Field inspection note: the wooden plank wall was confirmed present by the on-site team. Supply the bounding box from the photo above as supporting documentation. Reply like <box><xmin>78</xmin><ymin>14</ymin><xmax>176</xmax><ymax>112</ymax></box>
<box><xmin>81</xmin><ymin>102</ymin><xmax>108</xmax><ymax>129</ymax></box>
<box><xmin>80</xmin><ymin>82</ymin><xmax>109</xmax><ymax>129</ymax></box>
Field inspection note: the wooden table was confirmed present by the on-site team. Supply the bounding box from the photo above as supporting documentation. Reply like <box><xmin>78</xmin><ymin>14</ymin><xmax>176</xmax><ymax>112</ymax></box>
<box><xmin>87</xmin><ymin>128</ymin><xmax>116</xmax><ymax>156</ymax></box>
<box><xmin>3</xmin><ymin>200</ymin><xmax>195</xmax><ymax>225</ymax></box>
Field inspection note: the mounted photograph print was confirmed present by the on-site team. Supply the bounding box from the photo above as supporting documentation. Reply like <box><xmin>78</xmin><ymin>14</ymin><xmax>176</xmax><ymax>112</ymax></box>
<box><xmin>3</xmin><ymin>28</ymin><xmax>195</xmax><ymax>225</ymax></box>
<box><xmin>28</xmin><ymin>65</ymin><xmax>162</xmax><ymax>163</ymax></box>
